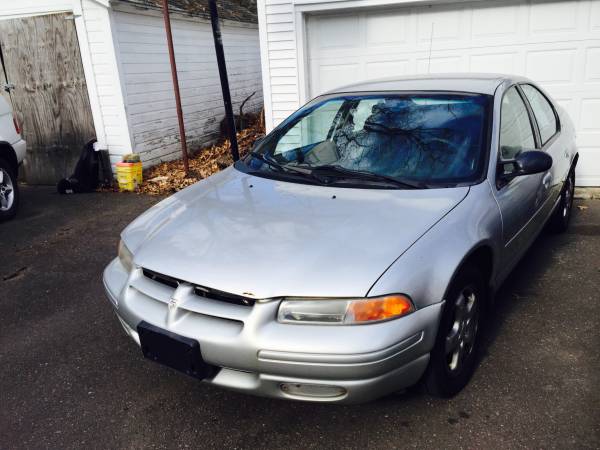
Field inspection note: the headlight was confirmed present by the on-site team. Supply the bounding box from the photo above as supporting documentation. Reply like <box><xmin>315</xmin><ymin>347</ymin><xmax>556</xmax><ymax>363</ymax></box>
<box><xmin>118</xmin><ymin>239</ymin><xmax>134</xmax><ymax>272</ymax></box>
<box><xmin>277</xmin><ymin>294</ymin><xmax>414</xmax><ymax>325</ymax></box>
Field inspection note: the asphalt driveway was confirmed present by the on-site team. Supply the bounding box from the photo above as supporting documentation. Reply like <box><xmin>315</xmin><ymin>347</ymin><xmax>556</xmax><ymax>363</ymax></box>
<box><xmin>1</xmin><ymin>186</ymin><xmax>598</xmax><ymax>449</ymax></box>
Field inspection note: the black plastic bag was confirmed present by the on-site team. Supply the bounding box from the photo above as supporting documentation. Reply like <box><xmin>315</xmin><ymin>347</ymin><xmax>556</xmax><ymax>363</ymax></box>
<box><xmin>57</xmin><ymin>138</ymin><xmax>99</xmax><ymax>194</ymax></box>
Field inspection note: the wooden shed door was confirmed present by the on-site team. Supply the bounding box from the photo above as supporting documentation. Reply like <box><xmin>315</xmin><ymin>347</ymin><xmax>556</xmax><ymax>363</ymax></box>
<box><xmin>0</xmin><ymin>13</ymin><xmax>95</xmax><ymax>184</ymax></box>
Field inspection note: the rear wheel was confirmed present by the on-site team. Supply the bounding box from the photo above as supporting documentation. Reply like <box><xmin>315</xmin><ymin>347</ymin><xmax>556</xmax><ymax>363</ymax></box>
<box><xmin>549</xmin><ymin>170</ymin><xmax>575</xmax><ymax>233</ymax></box>
<box><xmin>0</xmin><ymin>157</ymin><xmax>19</xmax><ymax>222</ymax></box>
<box><xmin>424</xmin><ymin>265</ymin><xmax>485</xmax><ymax>397</ymax></box>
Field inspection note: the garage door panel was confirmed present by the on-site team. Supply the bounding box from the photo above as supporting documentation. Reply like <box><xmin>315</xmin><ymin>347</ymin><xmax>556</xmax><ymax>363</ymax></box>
<box><xmin>415</xmin><ymin>5</ymin><xmax>464</xmax><ymax>43</ymax></box>
<box><xmin>579</xmin><ymin>133</ymin><xmax>600</xmax><ymax>149</ymax></box>
<box><xmin>366</xmin><ymin>11</ymin><xmax>409</xmax><ymax>46</ymax></box>
<box><xmin>310</xmin><ymin>14</ymin><xmax>360</xmax><ymax>49</ymax></box>
<box><xmin>313</xmin><ymin>63</ymin><xmax>361</xmax><ymax>93</ymax></box>
<box><xmin>471</xmin><ymin>1</ymin><xmax>520</xmax><ymax>38</ymax></box>
<box><xmin>575</xmin><ymin>150</ymin><xmax>600</xmax><ymax>186</ymax></box>
<box><xmin>580</xmin><ymin>99</ymin><xmax>600</xmax><ymax>130</ymax></box>
<box><xmin>584</xmin><ymin>47</ymin><xmax>600</xmax><ymax>81</ymax></box>
<box><xmin>470</xmin><ymin>53</ymin><xmax>518</xmax><ymax>74</ymax></box>
<box><xmin>593</xmin><ymin>1</ymin><xmax>600</xmax><ymax>31</ymax></box>
<box><xmin>306</xmin><ymin>0</ymin><xmax>600</xmax><ymax>185</ymax></box>
<box><xmin>416</xmin><ymin>56</ymin><xmax>463</xmax><ymax>74</ymax></box>
<box><xmin>529</xmin><ymin>0</ymin><xmax>579</xmax><ymax>35</ymax></box>
<box><xmin>366</xmin><ymin>60</ymin><xmax>410</xmax><ymax>79</ymax></box>
<box><xmin>525</xmin><ymin>49</ymin><xmax>577</xmax><ymax>84</ymax></box>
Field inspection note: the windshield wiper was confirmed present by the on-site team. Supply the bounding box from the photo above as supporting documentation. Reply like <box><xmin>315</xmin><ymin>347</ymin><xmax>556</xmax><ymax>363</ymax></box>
<box><xmin>248</xmin><ymin>155</ymin><xmax>422</xmax><ymax>188</ymax></box>
<box><xmin>249</xmin><ymin>151</ymin><xmax>286</xmax><ymax>172</ymax></box>
<box><xmin>310</xmin><ymin>165</ymin><xmax>425</xmax><ymax>189</ymax></box>
<box><xmin>249</xmin><ymin>152</ymin><xmax>317</xmax><ymax>177</ymax></box>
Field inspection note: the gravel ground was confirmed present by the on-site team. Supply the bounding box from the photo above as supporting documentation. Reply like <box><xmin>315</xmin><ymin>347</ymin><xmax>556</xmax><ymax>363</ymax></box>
<box><xmin>1</xmin><ymin>186</ymin><xmax>598</xmax><ymax>449</ymax></box>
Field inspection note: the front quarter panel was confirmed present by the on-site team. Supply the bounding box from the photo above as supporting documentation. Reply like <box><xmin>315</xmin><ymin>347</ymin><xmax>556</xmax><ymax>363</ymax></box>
<box><xmin>368</xmin><ymin>181</ymin><xmax>502</xmax><ymax>308</ymax></box>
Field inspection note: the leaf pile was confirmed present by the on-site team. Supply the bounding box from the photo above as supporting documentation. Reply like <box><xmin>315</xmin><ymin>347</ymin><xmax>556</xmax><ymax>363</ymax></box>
<box><xmin>138</xmin><ymin>112</ymin><xmax>265</xmax><ymax>195</ymax></box>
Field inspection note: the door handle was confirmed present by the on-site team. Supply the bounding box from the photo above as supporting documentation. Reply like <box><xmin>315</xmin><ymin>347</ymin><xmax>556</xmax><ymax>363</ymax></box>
<box><xmin>542</xmin><ymin>172</ymin><xmax>552</xmax><ymax>189</ymax></box>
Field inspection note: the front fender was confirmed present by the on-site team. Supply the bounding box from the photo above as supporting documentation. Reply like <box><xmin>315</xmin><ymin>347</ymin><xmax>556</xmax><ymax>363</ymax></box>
<box><xmin>368</xmin><ymin>181</ymin><xmax>503</xmax><ymax>309</ymax></box>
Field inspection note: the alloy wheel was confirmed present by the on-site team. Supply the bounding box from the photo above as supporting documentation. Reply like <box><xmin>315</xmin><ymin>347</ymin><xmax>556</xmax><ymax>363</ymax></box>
<box><xmin>0</xmin><ymin>168</ymin><xmax>14</xmax><ymax>211</ymax></box>
<box><xmin>445</xmin><ymin>287</ymin><xmax>479</xmax><ymax>374</ymax></box>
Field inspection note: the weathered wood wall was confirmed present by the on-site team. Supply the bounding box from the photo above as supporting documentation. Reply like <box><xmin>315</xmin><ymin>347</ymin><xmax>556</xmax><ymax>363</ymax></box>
<box><xmin>0</xmin><ymin>13</ymin><xmax>95</xmax><ymax>184</ymax></box>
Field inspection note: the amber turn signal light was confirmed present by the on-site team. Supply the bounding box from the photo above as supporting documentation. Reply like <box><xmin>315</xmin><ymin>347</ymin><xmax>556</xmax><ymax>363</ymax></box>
<box><xmin>346</xmin><ymin>295</ymin><xmax>414</xmax><ymax>323</ymax></box>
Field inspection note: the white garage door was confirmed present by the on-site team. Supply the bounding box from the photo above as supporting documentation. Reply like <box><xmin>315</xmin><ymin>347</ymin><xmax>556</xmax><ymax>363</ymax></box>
<box><xmin>306</xmin><ymin>0</ymin><xmax>600</xmax><ymax>186</ymax></box>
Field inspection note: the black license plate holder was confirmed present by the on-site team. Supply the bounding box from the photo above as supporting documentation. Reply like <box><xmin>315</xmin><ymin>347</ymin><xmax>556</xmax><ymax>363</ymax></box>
<box><xmin>137</xmin><ymin>321</ymin><xmax>211</xmax><ymax>379</ymax></box>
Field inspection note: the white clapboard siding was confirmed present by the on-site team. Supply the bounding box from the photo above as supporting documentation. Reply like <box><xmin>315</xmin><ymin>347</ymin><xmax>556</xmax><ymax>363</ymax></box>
<box><xmin>0</xmin><ymin>0</ymin><xmax>74</xmax><ymax>19</ymax></box>
<box><xmin>261</xmin><ymin>0</ymin><xmax>299</xmax><ymax>128</ymax></box>
<box><xmin>258</xmin><ymin>0</ymin><xmax>600</xmax><ymax>186</ymax></box>
<box><xmin>113</xmin><ymin>10</ymin><xmax>263</xmax><ymax>166</ymax></box>
<box><xmin>81</xmin><ymin>0</ymin><xmax>133</xmax><ymax>164</ymax></box>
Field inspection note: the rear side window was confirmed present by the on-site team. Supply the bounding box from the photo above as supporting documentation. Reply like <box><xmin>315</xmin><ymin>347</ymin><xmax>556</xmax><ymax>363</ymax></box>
<box><xmin>521</xmin><ymin>84</ymin><xmax>558</xmax><ymax>145</ymax></box>
<box><xmin>500</xmin><ymin>87</ymin><xmax>535</xmax><ymax>160</ymax></box>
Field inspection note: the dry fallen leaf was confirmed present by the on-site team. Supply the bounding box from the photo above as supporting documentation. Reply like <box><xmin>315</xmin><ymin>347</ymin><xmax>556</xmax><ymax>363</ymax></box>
<box><xmin>577</xmin><ymin>205</ymin><xmax>588</xmax><ymax>211</ymax></box>
<box><xmin>148</xmin><ymin>176</ymin><xmax>169</xmax><ymax>183</ymax></box>
<box><xmin>134</xmin><ymin>112</ymin><xmax>265</xmax><ymax>196</ymax></box>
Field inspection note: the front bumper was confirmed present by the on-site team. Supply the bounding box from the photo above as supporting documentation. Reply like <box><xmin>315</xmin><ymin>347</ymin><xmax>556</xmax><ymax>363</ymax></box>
<box><xmin>103</xmin><ymin>257</ymin><xmax>444</xmax><ymax>403</ymax></box>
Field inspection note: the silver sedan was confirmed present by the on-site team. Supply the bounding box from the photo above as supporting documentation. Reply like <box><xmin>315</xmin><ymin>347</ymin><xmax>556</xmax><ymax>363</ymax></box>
<box><xmin>103</xmin><ymin>74</ymin><xmax>578</xmax><ymax>403</ymax></box>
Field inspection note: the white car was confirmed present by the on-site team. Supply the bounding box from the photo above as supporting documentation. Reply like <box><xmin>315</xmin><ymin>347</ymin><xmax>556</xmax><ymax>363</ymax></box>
<box><xmin>0</xmin><ymin>95</ymin><xmax>26</xmax><ymax>221</ymax></box>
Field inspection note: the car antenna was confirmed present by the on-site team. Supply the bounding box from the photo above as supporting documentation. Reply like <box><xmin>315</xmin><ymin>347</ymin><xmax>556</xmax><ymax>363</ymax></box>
<box><xmin>427</xmin><ymin>21</ymin><xmax>434</xmax><ymax>74</ymax></box>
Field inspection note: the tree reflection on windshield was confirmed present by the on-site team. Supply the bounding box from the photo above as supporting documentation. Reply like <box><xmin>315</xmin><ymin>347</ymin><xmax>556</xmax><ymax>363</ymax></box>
<box><xmin>251</xmin><ymin>93</ymin><xmax>491</xmax><ymax>187</ymax></box>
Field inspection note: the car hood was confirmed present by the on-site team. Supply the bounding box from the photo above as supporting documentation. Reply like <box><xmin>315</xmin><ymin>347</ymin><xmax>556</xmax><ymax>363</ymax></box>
<box><xmin>123</xmin><ymin>167</ymin><xmax>469</xmax><ymax>299</ymax></box>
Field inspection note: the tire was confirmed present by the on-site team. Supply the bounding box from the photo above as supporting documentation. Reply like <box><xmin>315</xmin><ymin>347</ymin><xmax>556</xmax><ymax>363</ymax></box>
<box><xmin>549</xmin><ymin>169</ymin><xmax>575</xmax><ymax>233</ymax></box>
<box><xmin>424</xmin><ymin>265</ymin><xmax>485</xmax><ymax>397</ymax></box>
<box><xmin>0</xmin><ymin>157</ymin><xmax>19</xmax><ymax>222</ymax></box>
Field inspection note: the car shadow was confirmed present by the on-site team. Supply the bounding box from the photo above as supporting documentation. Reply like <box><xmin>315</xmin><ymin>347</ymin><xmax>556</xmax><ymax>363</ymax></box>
<box><xmin>477</xmin><ymin>216</ymin><xmax>575</xmax><ymax>358</ymax></box>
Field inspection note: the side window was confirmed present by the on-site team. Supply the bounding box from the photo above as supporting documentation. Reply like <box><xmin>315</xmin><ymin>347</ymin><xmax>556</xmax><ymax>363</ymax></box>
<box><xmin>274</xmin><ymin>100</ymin><xmax>343</xmax><ymax>155</ymax></box>
<box><xmin>499</xmin><ymin>87</ymin><xmax>535</xmax><ymax>160</ymax></box>
<box><xmin>521</xmin><ymin>84</ymin><xmax>558</xmax><ymax>145</ymax></box>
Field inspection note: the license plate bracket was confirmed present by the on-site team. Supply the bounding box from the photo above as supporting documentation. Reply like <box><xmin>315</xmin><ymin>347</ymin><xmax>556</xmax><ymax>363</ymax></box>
<box><xmin>137</xmin><ymin>321</ymin><xmax>212</xmax><ymax>379</ymax></box>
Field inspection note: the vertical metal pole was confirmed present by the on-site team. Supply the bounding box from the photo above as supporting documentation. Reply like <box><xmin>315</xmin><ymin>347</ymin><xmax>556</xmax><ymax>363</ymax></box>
<box><xmin>162</xmin><ymin>0</ymin><xmax>189</xmax><ymax>174</ymax></box>
<box><xmin>208</xmin><ymin>0</ymin><xmax>239</xmax><ymax>161</ymax></box>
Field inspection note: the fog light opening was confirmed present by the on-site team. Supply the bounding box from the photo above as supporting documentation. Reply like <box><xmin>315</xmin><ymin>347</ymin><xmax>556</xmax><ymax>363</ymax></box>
<box><xmin>280</xmin><ymin>383</ymin><xmax>347</xmax><ymax>398</ymax></box>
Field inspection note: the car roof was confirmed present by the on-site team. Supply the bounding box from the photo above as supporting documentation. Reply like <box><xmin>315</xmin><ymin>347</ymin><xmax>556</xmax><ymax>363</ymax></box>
<box><xmin>325</xmin><ymin>73</ymin><xmax>531</xmax><ymax>96</ymax></box>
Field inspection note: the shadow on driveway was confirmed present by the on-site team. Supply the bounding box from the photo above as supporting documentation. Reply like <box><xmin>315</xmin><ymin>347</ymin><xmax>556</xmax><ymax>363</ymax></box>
<box><xmin>1</xmin><ymin>186</ymin><xmax>598</xmax><ymax>449</ymax></box>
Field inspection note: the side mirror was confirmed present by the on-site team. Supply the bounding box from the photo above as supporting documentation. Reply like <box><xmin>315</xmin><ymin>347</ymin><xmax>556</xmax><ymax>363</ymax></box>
<box><xmin>499</xmin><ymin>150</ymin><xmax>553</xmax><ymax>183</ymax></box>
<box><xmin>252</xmin><ymin>136</ymin><xmax>265</xmax><ymax>150</ymax></box>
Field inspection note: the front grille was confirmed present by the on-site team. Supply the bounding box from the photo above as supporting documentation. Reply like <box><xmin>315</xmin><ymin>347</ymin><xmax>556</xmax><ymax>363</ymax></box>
<box><xmin>141</xmin><ymin>268</ymin><xmax>256</xmax><ymax>307</ymax></box>
<box><xmin>193</xmin><ymin>286</ymin><xmax>255</xmax><ymax>307</ymax></box>
<box><xmin>142</xmin><ymin>268</ymin><xmax>178</xmax><ymax>289</ymax></box>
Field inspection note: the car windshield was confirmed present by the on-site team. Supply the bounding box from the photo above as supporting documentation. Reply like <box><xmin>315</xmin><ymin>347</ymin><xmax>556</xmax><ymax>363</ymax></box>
<box><xmin>244</xmin><ymin>92</ymin><xmax>492</xmax><ymax>188</ymax></box>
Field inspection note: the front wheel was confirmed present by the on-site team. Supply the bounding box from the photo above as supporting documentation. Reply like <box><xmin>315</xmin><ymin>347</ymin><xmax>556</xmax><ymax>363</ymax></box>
<box><xmin>0</xmin><ymin>157</ymin><xmax>19</xmax><ymax>222</ymax></box>
<box><xmin>424</xmin><ymin>265</ymin><xmax>485</xmax><ymax>397</ymax></box>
